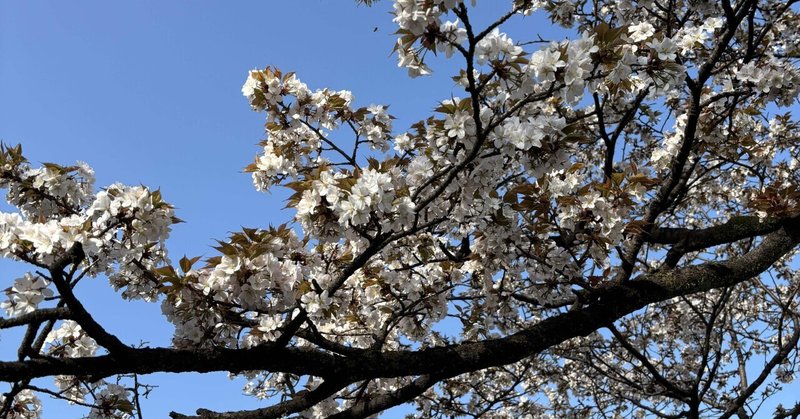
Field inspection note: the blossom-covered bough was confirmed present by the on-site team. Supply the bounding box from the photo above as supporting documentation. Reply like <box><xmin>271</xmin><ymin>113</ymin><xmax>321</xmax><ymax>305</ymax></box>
<box><xmin>2</xmin><ymin>0</ymin><xmax>800</xmax><ymax>417</ymax></box>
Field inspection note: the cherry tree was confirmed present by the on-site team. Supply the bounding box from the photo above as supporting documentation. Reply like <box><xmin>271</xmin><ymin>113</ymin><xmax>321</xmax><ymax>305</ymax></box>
<box><xmin>2</xmin><ymin>0</ymin><xmax>800</xmax><ymax>417</ymax></box>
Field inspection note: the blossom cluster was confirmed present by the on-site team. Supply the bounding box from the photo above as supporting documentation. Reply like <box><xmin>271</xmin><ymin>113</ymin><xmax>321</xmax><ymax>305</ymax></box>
<box><xmin>242</xmin><ymin>67</ymin><xmax>393</xmax><ymax>194</ymax></box>
<box><xmin>4</xmin><ymin>0</ymin><xmax>800</xmax><ymax>417</ymax></box>
<box><xmin>45</xmin><ymin>320</ymin><xmax>99</xmax><ymax>358</ymax></box>
<box><xmin>0</xmin><ymin>390</ymin><xmax>41</xmax><ymax>419</ymax></box>
<box><xmin>1</xmin><ymin>273</ymin><xmax>53</xmax><ymax>317</ymax></box>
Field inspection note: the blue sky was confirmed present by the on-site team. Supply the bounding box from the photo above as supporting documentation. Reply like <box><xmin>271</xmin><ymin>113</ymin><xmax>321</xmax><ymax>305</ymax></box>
<box><xmin>0</xmin><ymin>1</ymin><xmax>563</xmax><ymax>417</ymax></box>
<box><xmin>2</xmin><ymin>1</ymin><xmax>797</xmax><ymax>418</ymax></box>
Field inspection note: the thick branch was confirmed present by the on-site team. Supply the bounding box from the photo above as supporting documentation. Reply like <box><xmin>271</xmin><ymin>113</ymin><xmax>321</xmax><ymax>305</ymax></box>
<box><xmin>2</xmin><ymin>223</ymin><xmax>796</xmax><ymax>391</ymax></box>
<box><xmin>0</xmin><ymin>345</ymin><xmax>341</xmax><ymax>383</ymax></box>
<box><xmin>647</xmin><ymin>216</ymin><xmax>788</xmax><ymax>266</ymax></box>
<box><xmin>0</xmin><ymin>307</ymin><xmax>71</xmax><ymax>330</ymax></box>
<box><xmin>647</xmin><ymin>216</ymin><xmax>785</xmax><ymax>247</ymax></box>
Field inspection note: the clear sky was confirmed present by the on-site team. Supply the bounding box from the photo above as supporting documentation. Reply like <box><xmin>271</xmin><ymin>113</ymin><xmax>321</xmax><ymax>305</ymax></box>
<box><xmin>0</xmin><ymin>1</ymin><xmax>563</xmax><ymax>417</ymax></box>
<box><xmin>2</xmin><ymin>1</ymin><xmax>797</xmax><ymax>418</ymax></box>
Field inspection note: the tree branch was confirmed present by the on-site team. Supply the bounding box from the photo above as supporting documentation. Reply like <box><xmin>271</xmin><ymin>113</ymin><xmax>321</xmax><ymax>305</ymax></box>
<box><xmin>647</xmin><ymin>216</ymin><xmax>790</xmax><ymax>266</ymax></box>
<box><xmin>47</xmin><ymin>243</ymin><xmax>129</xmax><ymax>355</ymax></box>
<box><xmin>1</xmin><ymin>222</ymin><xmax>796</xmax><ymax>396</ymax></box>
<box><xmin>776</xmin><ymin>402</ymin><xmax>800</xmax><ymax>419</ymax></box>
<box><xmin>720</xmin><ymin>315</ymin><xmax>800</xmax><ymax>419</ymax></box>
<box><xmin>327</xmin><ymin>375</ymin><xmax>440</xmax><ymax>419</ymax></box>
<box><xmin>0</xmin><ymin>307</ymin><xmax>71</xmax><ymax>330</ymax></box>
<box><xmin>170</xmin><ymin>378</ymin><xmax>348</xmax><ymax>419</ymax></box>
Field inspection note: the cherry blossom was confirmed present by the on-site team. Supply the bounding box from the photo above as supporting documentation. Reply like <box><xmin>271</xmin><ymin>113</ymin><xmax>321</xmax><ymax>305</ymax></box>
<box><xmin>2</xmin><ymin>0</ymin><xmax>800</xmax><ymax>417</ymax></box>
